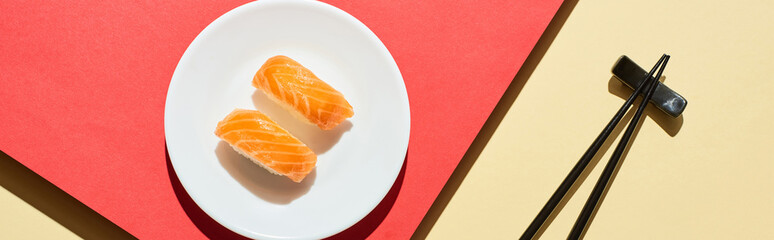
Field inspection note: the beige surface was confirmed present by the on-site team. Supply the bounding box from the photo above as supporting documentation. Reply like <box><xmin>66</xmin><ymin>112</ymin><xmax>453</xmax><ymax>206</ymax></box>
<box><xmin>0</xmin><ymin>187</ymin><xmax>80</xmax><ymax>240</ymax></box>
<box><xmin>426</xmin><ymin>0</ymin><xmax>774</xmax><ymax>239</ymax></box>
<box><xmin>0</xmin><ymin>150</ymin><xmax>133</xmax><ymax>239</ymax></box>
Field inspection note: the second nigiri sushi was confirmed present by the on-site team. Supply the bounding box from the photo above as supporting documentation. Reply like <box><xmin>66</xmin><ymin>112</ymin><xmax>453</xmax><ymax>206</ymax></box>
<box><xmin>253</xmin><ymin>55</ymin><xmax>354</xmax><ymax>130</ymax></box>
<box><xmin>215</xmin><ymin>109</ymin><xmax>316</xmax><ymax>183</ymax></box>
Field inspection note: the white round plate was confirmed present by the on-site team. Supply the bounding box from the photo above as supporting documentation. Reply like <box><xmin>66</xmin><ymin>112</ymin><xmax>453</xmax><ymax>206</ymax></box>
<box><xmin>164</xmin><ymin>0</ymin><xmax>410</xmax><ymax>239</ymax></box>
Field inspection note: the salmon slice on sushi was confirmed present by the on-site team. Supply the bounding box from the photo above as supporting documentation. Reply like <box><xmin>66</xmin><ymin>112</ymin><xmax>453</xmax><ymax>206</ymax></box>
<box><xmin>215</xmin><ymin>109</ymin><xmax>316</xmax><ymax>183</ymax></box>
<box><xmin>253</xmin><ymin>55</ymin><xmax>354</xmax><ymax>130</ymax></box>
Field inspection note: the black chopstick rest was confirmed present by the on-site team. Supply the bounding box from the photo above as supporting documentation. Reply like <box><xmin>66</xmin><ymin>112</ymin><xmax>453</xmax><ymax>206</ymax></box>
<box><xmin>612</xmin><ymin>55</ymin><xmax>687</xmax><ymax>118</ymax></box>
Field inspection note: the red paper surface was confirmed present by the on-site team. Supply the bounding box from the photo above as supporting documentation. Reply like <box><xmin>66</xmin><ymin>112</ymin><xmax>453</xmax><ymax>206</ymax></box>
<box><xmin>0</xmin><ymin>0</ymin><xmax>562</xmax><ymax>239</ymax></box>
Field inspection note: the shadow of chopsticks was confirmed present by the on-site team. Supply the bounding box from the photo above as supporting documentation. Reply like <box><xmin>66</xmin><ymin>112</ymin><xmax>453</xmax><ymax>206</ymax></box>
<box><xmin>411</xmin><ymin>0</ymin><xmax>580</xmax><ymax>238</ymax></box>
<box><xmin>0</xmin><ymin>150</ymin><xmax>135</xmax><ymax>239</ymax></box>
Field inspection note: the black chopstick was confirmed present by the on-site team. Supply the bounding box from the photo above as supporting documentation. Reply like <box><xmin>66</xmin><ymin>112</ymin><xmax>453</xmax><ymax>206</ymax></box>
<box><xmin>568</xmin><ymin>55</ymin><xmax>670</xmax><ymax>239</ymax></box>
<box><xmin>520</xmin><ymin>54</ymin><xmax>668</xmax><ymax>240</ymax></box>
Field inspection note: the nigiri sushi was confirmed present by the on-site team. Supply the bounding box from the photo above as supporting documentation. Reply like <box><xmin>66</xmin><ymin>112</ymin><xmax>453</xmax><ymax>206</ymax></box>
<box><xmin>214</xmin><ymin>109</ymin><xmax>316</xmax><ymax>183</ymax></box>
<box><xmin>253</xmin><ymin>55</ymin><xmax>354</xmax><ymax>130</ymax></box>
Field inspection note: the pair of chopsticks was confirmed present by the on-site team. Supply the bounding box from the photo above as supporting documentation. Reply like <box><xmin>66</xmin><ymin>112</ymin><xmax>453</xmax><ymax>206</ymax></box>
<box><xmin>520</xmin><ymin>54</ymin><xmax>670</xmax><ymax>240</ymax></box>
